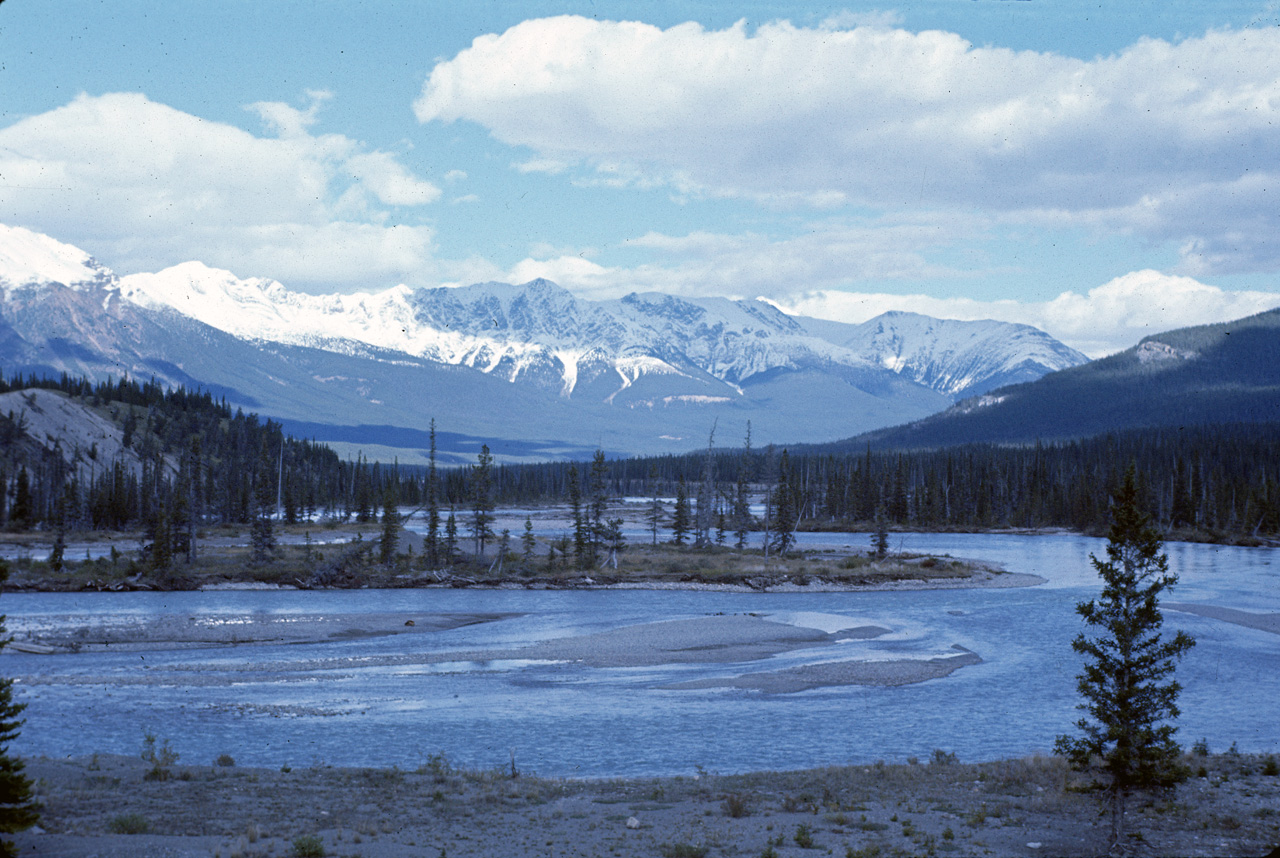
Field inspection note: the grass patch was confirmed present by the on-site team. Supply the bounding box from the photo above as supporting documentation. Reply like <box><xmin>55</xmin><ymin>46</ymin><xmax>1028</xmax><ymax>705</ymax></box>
<box><xmin>107</xmin><ymin>813</ymin><xmax>151</xmax><ymax>834</ymax></box>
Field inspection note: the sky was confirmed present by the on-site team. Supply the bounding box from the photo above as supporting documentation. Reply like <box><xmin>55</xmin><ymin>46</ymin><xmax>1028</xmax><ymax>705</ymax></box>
<box><xmin>3</xmin><ymin>1</ymin><xmax>1280</xmax><ymax>356</ymax></box>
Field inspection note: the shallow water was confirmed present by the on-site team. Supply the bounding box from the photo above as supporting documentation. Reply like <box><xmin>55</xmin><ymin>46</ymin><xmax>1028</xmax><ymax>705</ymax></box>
<box><xmin>2</xmin><ymin>533</ymin><xmax>1276</xmax><ymax>777</ymax></box>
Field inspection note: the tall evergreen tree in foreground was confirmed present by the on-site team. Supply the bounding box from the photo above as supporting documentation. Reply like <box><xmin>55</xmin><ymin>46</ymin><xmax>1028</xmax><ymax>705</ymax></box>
<box><xmin>1055</xmin><ymin>466</ymin><xmax>1195</xmax><ymax>854</ymax></box>
<box><xmin>0</xmin><ymin>562</ymin><xmax>38</xmax><ymax>856</ymax></box>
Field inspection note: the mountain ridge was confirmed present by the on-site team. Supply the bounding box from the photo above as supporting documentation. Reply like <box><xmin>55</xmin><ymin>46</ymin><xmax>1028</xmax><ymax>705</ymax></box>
<box><xmin>1</xmin><ymin>223</ymin><xmax>1089</xmax><ymax>460</ymax></box>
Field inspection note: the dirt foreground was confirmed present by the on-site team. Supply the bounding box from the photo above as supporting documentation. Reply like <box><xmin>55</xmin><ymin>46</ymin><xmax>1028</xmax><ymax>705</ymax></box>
<box><xmin>12</xmin><ymin>751</ymin><xmax>1279</xmax><ymax>857</ymax></box>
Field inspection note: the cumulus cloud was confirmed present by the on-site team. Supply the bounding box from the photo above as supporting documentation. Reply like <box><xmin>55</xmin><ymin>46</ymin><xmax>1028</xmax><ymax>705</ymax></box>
<box><xmin>0</xmin><ymin>92</ymin><xmax>439</xmax><ymax>289</ymax></box>
<box><xmin>416</xmin><ymin>18</ymin><xmax>1280</xmax><ymax>274</ymax></box>
<box><xmin>771</xmin><ymin>270</ymin><xmax>1280</xmax><ymax>357</ymax></box>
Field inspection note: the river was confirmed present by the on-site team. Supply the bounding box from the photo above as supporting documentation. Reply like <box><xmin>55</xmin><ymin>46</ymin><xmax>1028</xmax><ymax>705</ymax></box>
<box><xmin>1</xmin><ymin>532</ymin><xmax>1276</xmax><ymax>777</ymax></box>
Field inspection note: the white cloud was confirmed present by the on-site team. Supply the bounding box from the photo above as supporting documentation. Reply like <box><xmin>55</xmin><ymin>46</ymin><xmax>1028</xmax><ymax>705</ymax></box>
<box><xmin>0</xmin><ymin>92</ymin><xmax>439</xmax><ymax>289</ymax></box>
<box><xmin>502</xmin><ymin>215</ymin><xmax>980</xmax><ymax>301</ymax></box>
<box><xmin>416</xmin><ymin>18</ymin><xmax>1280</xmax><ymax>274</ymax></box>
<box><xmin>771</xmin><ymin>270</ymin><xmax>1280</xmax><ymax>357</ymax></box>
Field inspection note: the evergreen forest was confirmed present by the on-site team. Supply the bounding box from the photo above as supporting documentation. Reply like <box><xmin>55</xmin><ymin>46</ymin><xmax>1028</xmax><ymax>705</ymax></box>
<box><xmin>3</xmin><ymin>373</ymin><xmax>1279</xmax><ymax>543</ymax></box>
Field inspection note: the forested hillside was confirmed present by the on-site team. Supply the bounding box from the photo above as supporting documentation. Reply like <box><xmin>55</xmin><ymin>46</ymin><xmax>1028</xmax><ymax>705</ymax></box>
<box><xmin>0</xmin><ymin>373</ymin><xmax>451</xmax><ymax>535</ymax></box>
<box><xmin>844</xmin><ymin>308</ymin><xmax>1280</xmax><ymax>449</ymax></box>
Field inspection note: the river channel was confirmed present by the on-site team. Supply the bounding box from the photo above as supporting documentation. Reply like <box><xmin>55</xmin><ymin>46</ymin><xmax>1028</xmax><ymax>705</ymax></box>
<box><xmin>1</xmin><ymin>532</ymin><xmax>1276</xmax><ymax>777</ymax></box>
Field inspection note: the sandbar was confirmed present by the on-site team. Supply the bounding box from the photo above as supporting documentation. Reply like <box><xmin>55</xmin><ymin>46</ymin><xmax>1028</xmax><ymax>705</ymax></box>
<box><xmin>1165</xmin><ymin>603</ymin><xmax>1280</xmax><ymax>636</ymax></box>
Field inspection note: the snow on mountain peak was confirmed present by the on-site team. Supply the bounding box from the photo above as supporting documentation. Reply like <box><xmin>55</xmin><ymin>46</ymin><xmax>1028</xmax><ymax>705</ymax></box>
<box><xmin>0</xmin><ymin>223</ymin><xmax>114</xmax><ymax>296</ymax></box>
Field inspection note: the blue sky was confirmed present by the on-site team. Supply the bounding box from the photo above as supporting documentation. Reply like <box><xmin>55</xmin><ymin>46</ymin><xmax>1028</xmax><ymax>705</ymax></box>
<box><xmin>3</xmin><ymin>0</ymin><xmax>1280</xmax><ymax>354</ymax></box>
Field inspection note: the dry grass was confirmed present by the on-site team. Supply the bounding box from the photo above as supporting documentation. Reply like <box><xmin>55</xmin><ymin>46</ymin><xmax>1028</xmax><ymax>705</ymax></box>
<box><xmin>20</xmin><ymin>751</ymin><xmax>1280</xmax><ymax>857</ymax></box>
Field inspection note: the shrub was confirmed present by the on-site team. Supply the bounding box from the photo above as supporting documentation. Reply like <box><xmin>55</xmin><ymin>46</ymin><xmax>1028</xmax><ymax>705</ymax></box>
<box><xmin>141</xmin><ymin>731</ymin><xmax>179</xmax><ymax>782</ymax></box>
<box><xmin>930</xmin><ymin>749</ymin><xmax>958</xmax><ymax>766</ymax></box>
<box><xmin>794</xmin><ymin>823</ymin><xmax>815</xmax><ymax>848</ymax></box>
<box><xmin>660</xmin><ymin>845</ymin><xmax>708</xmax><ymax>858</ymax></box>
<box><xmin>215</xmin><ymin>753</ymin><xmax>236</xmax><ymax>767</ymax></box>
<box><xmin>723</xmin><ymin>793</ymin><xmax>750</xmax><ymax>818</ymax></box>
<box><xmin>108</xmin><ymin>813</ymin><xmax>151</xmax><ymax>834</ymax></box>
<box><xmin>1263</xmin><ymin>756</ymin><xmax>1279</xmax><ymax>777</ymax></box>
<box><xmin>1192</xmin><ymin>738</ymin><xmax>1210</xmax><ymax>756</ymax></box>
<box><xmin>291</xmin><ymin>834</ymin><xmax>326</xmax><ymax>857</ymax></box>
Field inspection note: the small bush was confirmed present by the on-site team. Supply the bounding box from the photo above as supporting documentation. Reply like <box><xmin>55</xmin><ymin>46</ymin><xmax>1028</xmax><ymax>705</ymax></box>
<box><xmin>108</xmin><ymin>813</ymin><xmax>151</xmax><ymax>834</ymax></box>
<box><xmin>1262</xmin><ymin>756</ymin><xmax>1279</xmax><ymax>776</ymax></box>
<box><xmin>215</xmin><ymin>753</ymin><xmax>236</xmax><ymax>767</ymax></box>
<box><xmin>794</xmin><ymin>823</ymin><xmax>815</xmax><ymax>848</ymax></box>
<box><xmin>141</xmin><ymin>731</ymin><xmax>179</xmax><ymax>781</ymax></box>
<box><xmin>723</xmin><ymin>793</ymin><xmax>751</xmax><ymax>818</ymax></box>
<box><xmin>1192</xmin><ymin>737</ymin><xmax>1210</xmax><ymax>756</ymax></box>
<box><xmin>930</xmin><ymin>748</ymin><xmax>958</xmax><ymax>766</ymax></box>
<box><xmin>291</xmin><ymin>834</ymin><xmax>326</xmax><ymax>857</ymax></box>
<box><xmin>660</xmin><ymin>845</ymin><xmax>708</xmax><ymax>858</ymax></box>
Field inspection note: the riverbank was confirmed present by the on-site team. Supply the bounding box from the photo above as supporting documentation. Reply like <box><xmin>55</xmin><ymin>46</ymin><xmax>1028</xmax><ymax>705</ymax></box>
<box><xmin>14</xmin><ymin>750</ymin><xmax>1279</xmax><ymax>857</ymax></box>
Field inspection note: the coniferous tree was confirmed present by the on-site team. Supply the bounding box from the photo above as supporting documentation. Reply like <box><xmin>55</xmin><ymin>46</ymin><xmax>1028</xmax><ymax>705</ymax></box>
<box><xmin>733</xmin><ymin>423</ymin><xmax>752</xmax><ymax>549</ymax></box>
<box><xmin>0</xmin><ymin>561</ymin><xmax>38</xmax><ymax>854</ymax></box>
<box><xmin>425</xmin><ymin>419</ymin><xmax>440</xmax><ymax>564</ymax></box>
<box><xmin>770</xmin><ymin>450</ymin><xmax>797</xmax><ymax>556</ymax></box>
<box><xmin>588</xmin><ymin>450</ymin><xmax>609</xmax><ymax>559</ymax></box>
<box><xmin>7</xmin><ymin>471</ymin><xmax>30</xmax><ymax>532</ymax></box>
<box><xmin>379</xmin><ymin>483</ymin><xmax>400</xmax><ymax>566</ymax></box>
<box><xmin>871</xmin><ymin>507</ymin><xmax>890</xmax><ymax>560</ymax></box>
<box><xmin>568</xmin><ymin>464</ymin><xmax>589</xmax><ymax>568</ymax></box>
<box><xmin>672</xmin><ymin>478</ymin><xmax>691</xmax><ymax>546</ymax></box>
<box><xmin>444</xmin><ymin>507</ymin><xmax>458</xmax><ymax>563</ymax></box>
<box><xmin>1055</xmin><ymin>466</ymin><xmax>1196</xmax><ymax>853</ymax></box>
<box><xmin>645</xmin><ymin>464</ymin><xmax>663</xmax><ymax>546</ymax></box>
<box><xmin>469</xmin><ymin>445</ymin><xmax>495</xmax><ymax>557</ymax></box>
<box><xmin>521</xmin><ymin>517</ymin><xmax>536</xmax><ymax>564</ymax></box>
<box><xmin>249</xmin><ymin>452</ymin><xmax>275</xmax><ymax>563</ymax></box>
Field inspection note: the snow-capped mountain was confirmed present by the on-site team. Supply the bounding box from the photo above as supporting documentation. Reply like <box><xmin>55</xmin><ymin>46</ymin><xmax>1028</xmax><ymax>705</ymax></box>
<box><xmin>113</xmin><ymin>259</ymin><xmax>1085</xmax><ymax>403</ymax></box>
<box><xmin>833</xmin><ymin>311</ymin><xmax>1088</xmax><ymax>398</ymax></box>
<box><xmin>0</xmin><ymin>224</ymin><xmax>115</xmax><ymax>297</ymax></box>
<box><xmin>0</xmin><ymin>224</ymin><xmax>1087</xmax><ymax>460</ymax></box>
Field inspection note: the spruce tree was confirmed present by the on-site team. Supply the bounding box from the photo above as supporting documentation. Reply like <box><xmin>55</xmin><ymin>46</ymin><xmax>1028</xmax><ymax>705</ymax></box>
<box><xmin>733</xmin><ymin>423</ymin><xmax>752</xmax><ymax>549</ymax></box>
<box><xmin>425</xmin><ymin>420</ymin><xmax>441</xmax><ymax>565</ymax></box>
<box><xmin>379</xmin><ymin>483</ymin><xmax>400</xmax><ymax>566</ymax></box>
<box><xmin>1055</xmin><ymin>466</ymin><xmax>1196</xmax><ymax>853</ymax></box>
<box><xmin>671</xmin><ymin>478</ymin><xmax>691</xmax><ymax>546</ymax></box>
<box><xmin>568</xmin><ymin>464</ymin><xmax>589</xmax><ymax>568</ymax></box>
<box><xmin>0</xmin><ymin>561</ymin><xmax>38</xmax><ymax>854</ymax></box>
<box><xmin>469</xmin><ymin>445</ymin><xmax>495</xmax><ymax>557</ymax></box>
<box><xmin>645</xmin><ymin>464</ymin><xmax>663</xmax><ymax>546</ymax></box>
<box><xmin>521</xmin><ymin>517</ymin><xmax>536</xmax><ymax>563</ymax></box>
<box><xmin>588</xmin><ymin>450</ymin><xmax>609</xmax><ymax>558</ymax></box>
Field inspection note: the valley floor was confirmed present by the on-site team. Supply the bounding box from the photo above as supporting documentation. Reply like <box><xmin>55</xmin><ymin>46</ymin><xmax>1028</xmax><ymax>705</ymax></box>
<box><xmin>13</xmin><ymin>751</ymin><xmax>1279</xmax><ymax>857</ymax></box>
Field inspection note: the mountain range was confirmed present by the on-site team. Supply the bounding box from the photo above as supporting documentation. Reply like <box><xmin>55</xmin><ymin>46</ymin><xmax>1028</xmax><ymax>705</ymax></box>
<box><xmin>1</xmin><ymin>223</ymin><xmax>1087</xmax><ymax>461</ymax></box>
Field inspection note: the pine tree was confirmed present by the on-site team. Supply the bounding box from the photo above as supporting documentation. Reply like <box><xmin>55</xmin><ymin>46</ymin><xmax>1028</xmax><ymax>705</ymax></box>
<box><xmin>1055</xmin><ymin>466</ymin><xmax>1196</xmax><ymax>853</ymax></box>
<box><xmin>0</xmin><ymin>562</ymin><xmax>39</xmax><ymax>854</ymax></box>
